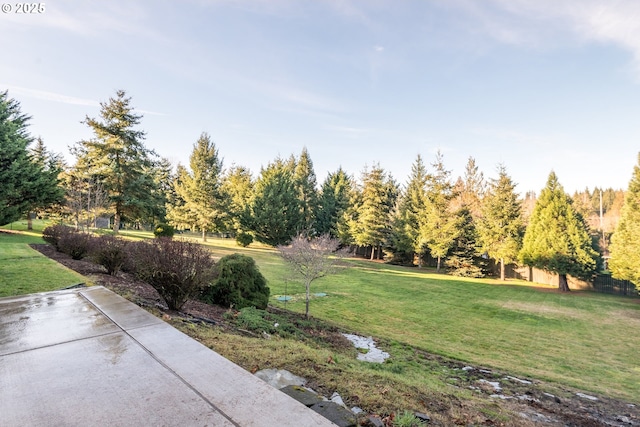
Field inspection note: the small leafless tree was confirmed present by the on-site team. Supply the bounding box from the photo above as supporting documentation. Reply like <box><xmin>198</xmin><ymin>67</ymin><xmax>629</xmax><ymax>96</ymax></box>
<box><xmin>278</xmin><ymin>234</ymin><xmax>349</xmax><ymax>318</ymax></box>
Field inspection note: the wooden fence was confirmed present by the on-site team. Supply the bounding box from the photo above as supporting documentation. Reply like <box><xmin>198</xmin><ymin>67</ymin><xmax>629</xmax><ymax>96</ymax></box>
<box><xmin>592</xmin><ymin>275</ymin><xmax>637</xmax><ymax>297</ymax></box>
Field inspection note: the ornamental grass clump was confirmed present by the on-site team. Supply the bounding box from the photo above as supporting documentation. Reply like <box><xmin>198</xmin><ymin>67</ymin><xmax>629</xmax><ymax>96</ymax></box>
<box><xmin>133</xmin><ymin>238</ymin><xmax>216</xmax><ymax>310</ymax></box>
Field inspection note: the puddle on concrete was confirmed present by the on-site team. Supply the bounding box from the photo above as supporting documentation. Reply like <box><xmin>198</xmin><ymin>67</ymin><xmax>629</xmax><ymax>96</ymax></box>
<box><xmin>342</xmin><ymin>333</ymin><xmax>389</xmax><ymax>363</ymax></box>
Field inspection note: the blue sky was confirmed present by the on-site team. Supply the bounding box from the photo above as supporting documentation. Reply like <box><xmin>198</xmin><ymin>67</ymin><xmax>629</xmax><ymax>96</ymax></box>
<box><xmin>2</xmin><ymin>0</ymin><xmax>639</xmax><ymax>194</ymax></box>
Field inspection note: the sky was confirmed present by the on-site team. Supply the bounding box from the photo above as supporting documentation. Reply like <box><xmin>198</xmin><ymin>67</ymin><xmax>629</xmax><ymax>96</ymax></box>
<box><xmin>2</xmin><ymin>0</ymin><xmax>640</xmax><ymax>195</ymax></box>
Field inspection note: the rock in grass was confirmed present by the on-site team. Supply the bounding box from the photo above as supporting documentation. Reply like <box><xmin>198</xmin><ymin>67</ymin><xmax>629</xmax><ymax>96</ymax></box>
<box><xmin>280</xmin><ymin>385</ymin><xmax>323</xmax><ymax>407</ymax></box>
<box><xmin>310</xmin><ymin>401</ymin><xmax>357</xmax><ymax>427</ymax></box>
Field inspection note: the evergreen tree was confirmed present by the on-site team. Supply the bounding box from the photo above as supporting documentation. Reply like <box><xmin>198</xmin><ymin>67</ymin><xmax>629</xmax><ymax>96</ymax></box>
<box><xmin>351</xmin><ymin>165</ymin><xmax>398</xmax><ymax>260</ymax></box>
<box><xmin>519</xmin><ymin>172</ymin><xmax>599</xmax><ymax>292</ymax></box>
<box><xmin>293</xmin><ymin>147</ymin><xmax>319</xmax><ymax>233</ymax></box>
<box><xmin>419</xmin><ymin>152</ymin><xmax>458</xmax><ymax>271</ymax></box>
<box><xmin>453</xmin><ymin>157</ymin><xmax>485</xmax><ymax>218</ymax></box>
<box><xmin>477</xmin><ymin>165</ymin><xmax>524</xmax><ymax>280</ymax></box>
<box><xmin>0</xmin><ymin>92</ymin><xmax>63</xmax><ymax>225</ymax></box>
<box><xmin>174</xmin><ymin>132</ymin><xmax>226</xmax><ymax>241</ymax></box>
<box><xmin>245</xmin><ymin>159</ymin><xmax>302</xmax><ymax>246</ymax></box>
<box><xmin>221</xmin><ymin>165</ymin><xmax>253</xmax><ymax>235</ymax></box>
<box><xmin>26</xmin><ymin>137</ymin><xmax>65</xmax><ymax>229</ymax></box>
<box><xmin>316</xmin><ymin>167</ymin><xmax>353</xmax><ymax>238</ymax></box>
<box><xmin>609</xmin><ymin>153</ymin><xmax>640</xmax><ymax>284</ymax></box>
<box><xmin>166</xmin><ymin>165</ymin><xmax>197</xmax><ymax>230</ymax></box>
<box><xmin>389</xmin><ymin>155</ymin><xmax>429</xmax><ymax>265</ymax></box>
<box><xmin>72</xmin><ymin>90</ymin><xmax>159</xmax><ymax>233</ymax></box>
<box><xmin>445</xmin><ymin>206</ymin><xmax>486</xmax><ymax>277</ymax></box>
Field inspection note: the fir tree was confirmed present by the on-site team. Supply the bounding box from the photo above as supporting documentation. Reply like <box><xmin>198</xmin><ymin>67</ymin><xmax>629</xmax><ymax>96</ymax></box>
<box><xmin>245</xmin><ymin>159</ymin><xmax>302</xmax><ymax>246</ymax></box>
<box><xmin>174</xmin><ymin>132</ymin><xmax>226</xmax><ymax>241</ymax></box>
<box><xmin>477</xmin><ymin>165</ymin><xmax>524</xmax><ymax>280</ymax></box>
<box><xmin>419</xmin><ymin>152</ymin><xmax>458</xmax><ymax>272</ymax></box>
<box><xmin>389</xmin><ymin>154</ymin><xmax>429</xmax><ymax>265</ymax></box>
<box><xmin>445</xmin><ymin>207</ymin><xmax>487</xmax><ymax>277</ymax></box>
<box><xmin>293</xmin><ymin>147</ymin><xmax>319</xmax><ymax>233</ymax></box>
<box><xmin>316</xmin><ymin>167</ymin><xmax>353</xmax><ymax>238</ymax></box>
<box><xmin>351</xmin><ymin>165</ymin><xmax>398</xmax><ymax>260</ymax></box>
<box><xmin>221</xmin><ymin>165</ymin><xmax>253</xmax><ymax>235</ymax></box>
<box><xmin>72</xmin><ymin>90</ymin><xmax>159</xmax><ymax>233</ymax></box>
<box><xmin>609</xmin><ymin>153</ymin><xmax>640</xmax><ymax>284</ymax></box>
<box><xmin>519</xmin><ymin>172</ymin><xmax>599</xmax><ymax>291</ymax></box>
<box><xmin>0</xmin><ymin>92</ymin><xmax>63</xmax><ymax>225</ymax></box>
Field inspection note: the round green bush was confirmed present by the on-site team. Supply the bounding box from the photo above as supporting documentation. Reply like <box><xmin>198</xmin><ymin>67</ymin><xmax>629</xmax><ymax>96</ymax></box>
<box><xmin>235</xmin><ymin>232</ymin><xmax>253</xmax><ymax>247</ymax></box>
<box><xmin>201</xmin><ymin>253</ymin><xmax>269</xmax><ymax>309</ymax></box>
<box><xmin>154</xmin><ymin>223</ymin><xmax>175</xmax><ymax>238</ymax></box>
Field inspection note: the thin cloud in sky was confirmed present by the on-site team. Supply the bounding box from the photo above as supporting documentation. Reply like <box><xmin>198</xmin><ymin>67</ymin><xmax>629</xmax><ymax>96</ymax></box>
<box><xmin>451</xmin><ymin>0</ymin><xmax>640</xmax><ymax>73</ymax></box>
<box><xmin>2</xmin><ymin>85</ymin><xmax>166</xmax><ymax>116</ymax></box>
<box><xmin>2</xmin><ymin>85</ymin><xmax>99</xmax><ymax>107</ymax></box>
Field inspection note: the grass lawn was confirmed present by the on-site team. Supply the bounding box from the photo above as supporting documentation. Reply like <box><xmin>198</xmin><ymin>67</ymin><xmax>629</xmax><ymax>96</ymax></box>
<box><xmin>0</xmin><ymin>221</ymin><xmax>87</xmax><ymax>297</ymax></box>
<box><xmin>2</xmin><ymin>226</ymin><xmax>638</xmax><ymax>404</ymax></box>
<box><xmin>191</xmin><ymin>236</ymin><xmax>640</xmax><ymax>403</ymax></box>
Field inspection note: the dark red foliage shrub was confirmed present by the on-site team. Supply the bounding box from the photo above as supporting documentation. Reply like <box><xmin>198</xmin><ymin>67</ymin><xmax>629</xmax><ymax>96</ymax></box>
<box><xmin>90</xmin><ymin>235</ymin><xmax>128</xmax><ymax>275</ymax></box>
<box><xmin>57</xmin><ymin>231</ymin><xmax>93</xmax><ymax>260</ymax></box>
<box><xmin>132</xmin><ymin>238</ymin><xmax>216</xmax><ymax>310</ymax></box>
<box><xmin>42</xmin><ymin>224</ymin><xmax>74</xmax><ymax>250</ymax></box>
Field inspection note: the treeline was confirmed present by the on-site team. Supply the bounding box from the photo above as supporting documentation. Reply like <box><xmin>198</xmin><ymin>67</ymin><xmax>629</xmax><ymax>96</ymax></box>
<box><xmin>2</xmin><ymin>90</ymin><xmax>639</xmax><ymax>287</ymax></box>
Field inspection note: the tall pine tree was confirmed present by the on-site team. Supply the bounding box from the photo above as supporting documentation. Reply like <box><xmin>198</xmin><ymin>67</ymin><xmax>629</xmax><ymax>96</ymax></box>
<box><xmin>173</xmin><ymin>132</ymin><xmax>226</xmax><ymax>241</ymax></box>
<box><xmin>351</xmin><ymin>165</ymin><xmax>398</xmax><ymax>260</ymax></box>
<box><xmin>519</xmin><ymin>172</ymin><xmax>599</xmax><ymax>291</ymax></box>
<box><xmin>72</xmin><ymin>90</ymin><xmax>158</xmax><ymax>233</ymax></box>
<box><xmin>419</xmin><ymin>152</ymin><xmax>458</xmax><ymax>271</ymax></box>
<box><xmin>477</xmin><ymin>165</ymin><xmax>524</xmax><ymax>280</ymax></box>
<box><xmin>293</xmin><ymin>147</ymin><xmax>319</xmax><ymax>233</ymax></box>
<box><xmin>0</xmin><ymin>92</ymin><xmax>63</xmax><ymax>225</ymax></box>
<box><xmin>609</xmin><ymin>153</ymin><xmax>640</xmax><ymax>284</ymax></box>
<box><xmin>316</xmin><ymin>167</ymin><xmax>353</xmax><ymax>238</ymax></box>
<box><xmin>245</xmin><ymin>159</ymin><xmax>302</xmax><ymax>246</ymax></box>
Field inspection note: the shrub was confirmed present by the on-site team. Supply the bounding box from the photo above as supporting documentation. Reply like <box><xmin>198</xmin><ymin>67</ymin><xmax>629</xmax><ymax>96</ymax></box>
<box><xmin>42</xmin><ymin>224</ymin><xmax>74</xmax><ymax>250</ymax></box>
<box><xmin>393</xmin><ymin>411</ymin><xmax>425</xmax><ymax>427</ymax></box>
<box><xmin>57</xmin><ymin>231</ymin><xmax>93</xmax><ymax>260</ymax></box>
<box><xmin>201</xmin><ymin>253</ymin><xmax>269</xmax><ymax>309</ymax></box>
<box><xmin>235</xmin><ymin>232</ymin><xmax>253</xmax><ymax>247</ymax></box>
<box><xmin>133</xmin><ymin>238</ymin><xmax>216</xmax><ymax>310</ymax></box>
<box><xmin>153</xmin><ymin>223</ymin><xmax>175</xmax><ymax>238</ymax></box>
<box><xmin>90</xmin><ymin>235</ymin><xmax>128</xmax><ymax>275</ymax></box>
<box><xmin>120</xmin><ymin>240</ymin><xmax>145</xmax><ymax>274</ymax></box>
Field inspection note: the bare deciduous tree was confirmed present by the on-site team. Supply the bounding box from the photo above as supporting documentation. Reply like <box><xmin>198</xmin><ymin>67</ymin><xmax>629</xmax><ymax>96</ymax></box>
<box><xmin>278</xmin><ymin>234</ymin><xmax>349</xmax><ymax>318</ymax></box>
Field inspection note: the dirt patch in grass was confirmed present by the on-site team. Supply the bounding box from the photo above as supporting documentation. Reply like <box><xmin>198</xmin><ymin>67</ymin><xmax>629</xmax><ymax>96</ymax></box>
<box><xmin>32</xmin><ymin>243</ymin><xmax>640</xmax><ymax>426</ymax></box>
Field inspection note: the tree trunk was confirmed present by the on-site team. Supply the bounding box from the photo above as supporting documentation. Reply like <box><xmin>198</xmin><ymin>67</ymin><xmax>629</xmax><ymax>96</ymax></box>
<box><xmin>27</xmin><ymin>213</ymin><xmax>33</xmax><ymax>230</ymax></box>
<box><xmin>500</xmin><ymin>258</ymin><xmax>505</xmax><ymax>281</ymax></box>
<box><xmin>305</xmin><ymin>280</ymin><xmax>311</xmax><ymax>319</ymax></box>
<box><xmin>558</xmin><ymin>273</ymin><xmax>570</xmax><ymax>292</ymax></box>
<box><xmin>202</xmin><ymin>229</ymin><xmax>207</xmax><ymax>242</ymax></box>
<box><xmin>416</xmin><ymin>252</ymin><xmax>422</xmax><ymax>268</ymax></box>
<box><xmin>113</xmin><ymin>213</ymin><xmax>120</xmax><ymax>235</ymax></box>
<box><xmin>436</xmin><ymin>256</ymin><xmax>441</xmax><ymax>272</ymax></box>
<box><xmin>370</xmin><ymin>245</ymin><xmax>375</xmax><ymax>260</ymax></box>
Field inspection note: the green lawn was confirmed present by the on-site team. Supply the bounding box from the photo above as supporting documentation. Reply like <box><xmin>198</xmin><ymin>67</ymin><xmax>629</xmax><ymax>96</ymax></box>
<box><xmin>0</xmin><ymin>223</ymin><xmax>87</xmax><ymax>297</ymax></box>
<box><xmin>196</xmin><ymin>236</ymin><xmax>640</xmax><ymax>403</ymax></box>
<box><xmin>2</xmin><ymin>227</ymin><xmax>638</xmax><ymax>403</ymax></box>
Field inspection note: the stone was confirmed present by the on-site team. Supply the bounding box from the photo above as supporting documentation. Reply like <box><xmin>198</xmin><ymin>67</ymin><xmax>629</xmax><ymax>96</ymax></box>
<box><xmin>331</xmin><ymin>392</ymin><xmax>346</xmax><ymax>407</ymax></box>
<box><xmin>365</xmin><ymin>415</ymin><xmax>385</xmax><ymax>427</ymax></box>
<box><xmin>414</xmin><ymin>412</ymin><xmax>431</xmax><ymax>423</ymax></box>
<box><xmin>506</xmin><ymin>376</ymin><xmax>532</xmax><ymax>385</ymax></box>
<box><xmin>462</xmin><ymin>366</ymin><xmax>474</xmax><ymax>371</ymax></box>
<box><xmin>310</xmin><ymin>401</ymin><xmax>357</xmax><ymax>427</ymax></box>
<box><xmin>351</xmin><ymin>407</ymin><xmax>363</xmax><ymax>414</ymax></box>
<box><xmin>280</xmin><ymin>385</ymin><xmax>324</xmax><ymax>407</ymax></box>
<box><xmin>254</xmin><ymin>369</ymin><xmax>305</xmax><ymax>389</ymax></box>
<box><xmin>576</xmin><ymin>392</ymin><xmax>598</xmax><ymax>401</ymax></box>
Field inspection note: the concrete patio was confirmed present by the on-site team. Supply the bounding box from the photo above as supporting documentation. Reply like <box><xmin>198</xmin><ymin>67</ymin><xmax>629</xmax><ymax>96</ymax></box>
<box><xmin>0</xmin><ymin>286</ymin><xmax>337</xmax><ymax>426</ymax></box>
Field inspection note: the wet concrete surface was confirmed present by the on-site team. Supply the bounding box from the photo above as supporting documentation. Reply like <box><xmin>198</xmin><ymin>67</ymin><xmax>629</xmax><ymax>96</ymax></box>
<box><xmin>0</xmin><ymin>286</ymin><xmax>336</xmax><ymax>426</ymax></box>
